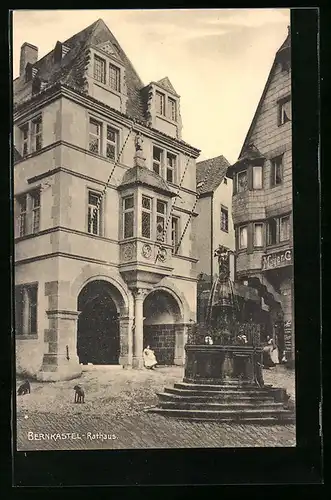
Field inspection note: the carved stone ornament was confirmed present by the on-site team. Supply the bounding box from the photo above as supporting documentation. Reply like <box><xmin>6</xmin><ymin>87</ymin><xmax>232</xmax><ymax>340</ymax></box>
<box><xmin>157</xmin><ymin>246</ymin><xmax>167</xmax><ymax>263</ymax></box>
<box><xmin>142</xmin><ymin>243</ymin><xmax>152</xmax><ymax>259</ymax></box>
<box><xmin>122</xmin><ymin>243</ymin><xmax>135</xmax><ymax>261</ymax></box>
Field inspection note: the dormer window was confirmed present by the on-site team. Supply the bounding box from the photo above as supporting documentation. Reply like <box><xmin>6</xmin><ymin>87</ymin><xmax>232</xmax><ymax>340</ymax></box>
<box><xmin>156</xmin><ymin>91</ymin><xmax>166</xmax><ymax>116</ymax></box>
<box><xmin>155</xmin><ymin>91</ymin><xmax>178</xmax><ymax>122</ymax></box>
<box><xmin>53</xmin><ymin>41</ymin><xmax>70</xmax><ymax>64</ymax></box>
<box><xmin>109</xmin><ymin>63</ymin><xmax>120</xmax><ymax>91</ymax></box>
<box><xmin>94</xmin><ymin>55</ymin><xmax>106</xmax><ymax>84</ymax></box>
<box><xmin>278</xmin><ymin>96</ymin><xmax>291</xmax><ymax>126</ymax></box>
<box><xmin>168</xmin><ymin>97</ymin><xmax>177</xmax><ymax>121</ymax></box>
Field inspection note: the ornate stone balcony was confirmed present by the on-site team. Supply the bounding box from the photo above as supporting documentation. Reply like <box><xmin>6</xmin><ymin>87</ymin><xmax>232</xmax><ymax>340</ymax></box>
<box><xmin>119</xmin><ymin>237</ymin><xmax>174</xmax><ymax>288</ymax></box>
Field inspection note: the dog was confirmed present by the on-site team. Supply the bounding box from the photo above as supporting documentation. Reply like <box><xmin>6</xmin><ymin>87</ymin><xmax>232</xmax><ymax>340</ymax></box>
<box><xmin>74</xmin><ymin>385</ymin><xmax>85</xmax><ymax>403</ymax></box>
<box><xmin>17</xmin><ymin>380</ymin><xmax>31</xmax><ymax>396</ymax></box>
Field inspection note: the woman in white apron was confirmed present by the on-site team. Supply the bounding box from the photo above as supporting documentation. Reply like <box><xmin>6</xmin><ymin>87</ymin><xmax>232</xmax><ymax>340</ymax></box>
<box><xmin>143</xmin><ymin>345</ymin><xmax>158</xmax><ymax>369</ymax></box>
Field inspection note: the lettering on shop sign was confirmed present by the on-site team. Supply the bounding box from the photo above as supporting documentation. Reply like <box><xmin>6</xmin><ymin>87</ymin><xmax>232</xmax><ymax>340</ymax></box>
<box><xmin>261</xmin><ymin>249</ymin><xmax>292</xmax><ymax>271</ymax></box>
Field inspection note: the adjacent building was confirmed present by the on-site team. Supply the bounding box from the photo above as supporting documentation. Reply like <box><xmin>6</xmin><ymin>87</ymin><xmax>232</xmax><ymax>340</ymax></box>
<box><xmin>13</xmin><ymin>19</ymin><xmax>200</xmax><ymax>381</ymax></box>
<box><xmin>227</xmin><ymin>30</ymin><xmax>294</xmax><ymax>364</ymax></box>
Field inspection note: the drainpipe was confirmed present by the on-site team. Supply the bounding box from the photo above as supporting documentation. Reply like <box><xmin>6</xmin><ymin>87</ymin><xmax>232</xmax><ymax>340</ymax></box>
<box><xmin>210</xmin><ymin>193</ymin><xmax>214</xmax><ymax>282</ymax></box>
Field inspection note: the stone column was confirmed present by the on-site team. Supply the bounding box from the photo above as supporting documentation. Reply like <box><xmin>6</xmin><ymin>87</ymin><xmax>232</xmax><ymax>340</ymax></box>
<box><xmin>132</xmin><ymin>288</ymin><xmax>149</xmax><ymax>369</ymax></box>
<box><xmin>119</xmin><ymin>316</ymin><xmax>131</xmax><ymax>367</ymax></box>
<box><xmin>174</xmin><ymin>324</ymin><xmax>186</xmax><ymax>366</ymax></box>
<box><xmin>38</xmin><ymin>309</ymin><xmax>82</xmax><ymax>382</ymax></box>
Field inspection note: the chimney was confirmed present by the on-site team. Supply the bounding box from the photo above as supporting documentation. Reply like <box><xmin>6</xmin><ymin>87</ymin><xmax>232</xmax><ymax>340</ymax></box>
<box><xmin>20</xmin><ymin>42</ymin><xmax>38</xmax><ymax>76</ymax></box>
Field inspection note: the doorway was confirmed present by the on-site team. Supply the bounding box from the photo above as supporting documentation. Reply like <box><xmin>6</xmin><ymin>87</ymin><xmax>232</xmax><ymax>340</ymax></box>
<box><xmin>77</xmin><ymin>280</ymin><xmax>120</xmax><ymax>365</ymax></box>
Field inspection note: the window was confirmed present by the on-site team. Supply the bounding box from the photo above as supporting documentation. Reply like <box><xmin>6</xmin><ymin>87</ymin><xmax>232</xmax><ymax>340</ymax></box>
<box><xmin>267</xmin><ymin>215</ymin><xmax>291</xmax><ymax>245</ymax></box>
<box><xmin>239</xmin><ymin>226</ymin><xmax>248</xmax><ymax>249</ymax></box>
<box><xmin>168</xmin><ymin>97</ymin><xmax>177</xmax><ymax>121</ymax></box>
<box><xmin>15</xmin><ymin>283</ymin><xmax>38</xmax><ymax>336</ymax></box>
<box><xmin>31</xmin><ymin>190</ymin><xmax>40</xmax><ymax>234</ymax></box>
<box><xmin>123</xmin><ymin>195</ymin><xmax>134</xmax><ymax>239</ymax></box>
<box><xmin>152</xmin><ymin>146</ymin><xmax>177</xmax><ymax>183</ymax></box>
<box><xmin>166</xmin><ymin>153</ymin><xmax>176</xmax><ymax>183</ymax></box>
<box><xmin>254</xmin><ymin>223</ymin><xmax>263</xmax><ymax>247</ymax></box>
<box><xmin>153</xmin><ymin>146</ymin><xmax>163</xmax><ymax>176</ymax></box>
<box><xmin>171</xmin><ymin>217</ymin><xmax>180</xmax><ymax>254</ymax></box>
<box><xmin>278</xmin><ymin>97</ymin><xmax>291</xmax><ymax>125</ymax></box>
<box><xmin>267</xmin><ymin>218</ymin><xmax>278</xmax><ymax>246</ymax></box>
<box><xmin>109</xmin><ymin>63</ymin><xmax>120</xmax><ymax>91</ymax></box>
<box><xmin>280</xmin><ymin>215</ymin><xmax>290</xmax><ymax>242</ymax></box>
<box><xmin>87</xmin><ymin>191</ymin><xmax>102</xmax><ymax>235</ymax></box>
<box><xmin>94</xmin><ymin>55</ymin><xmax>106</xmax><ymax>84</ymax></box>
<box><xmin>141</xmin><ymin>196</ymin><xmax>152</xmax><ymax>239</ymax></box>
<box><xmin>252</xmin><ymin>166</ymin><xmax>263</xmax><ymax>189</ymax></box>
<box><xmin>19</xmin><ymin>115</ymin><xmax>43</xmax><ymax>156</ymax></box>
<box><xmin>270</xmin><ymin>156</ymin><xmax>283</xmax><ymax>186</ymax></box>
<box><xmin>156</xmin><ymin>200</ymin><xmax>167</xmax><ymax>242</ymax></box>
<box><xmin>16</xmin><ymin>189</ymin><xmax>41</xmax><ymax>237</ymax></box>
<box><xmin>237</xmin><ymin>170</ymin><xmax>248</xmax><ymax>193</ymax></box>
<box><xmin>21</xmin><ymin>123</ymin><xmax>29</xmax><ymax>156</ymax></box>
<box><xmin>89</xmin><ymin>118</ymin><xmax>102</xmax><ymax>154</ymax></box>
<box><xmin>31</xmin><ymin>116</ymin><xmax>43</xmax><ymax>152</ymax></box>
<box><xmin>106</xmin><ymin>125</ymin><xmax>117</xmax><ymax>160</ymax></box>
<box><xmin>220</xmin><ymin>206</ymin><xmax>229</xmax><ymax>232</ymax></box>
<box><xmin>156</xmin><ymin>91</ymin><xmax>166</xmax><ymax>116</ymax></box>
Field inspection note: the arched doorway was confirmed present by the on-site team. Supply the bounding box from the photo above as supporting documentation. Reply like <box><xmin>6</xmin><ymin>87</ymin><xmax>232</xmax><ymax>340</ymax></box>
<box><xmin>143</xmin><ymin>290</ymin><xmax>182</xmax><ymax>365</ymax></box>
<box><xmin>77</xmin><ymin>280</ymin><xmax>120</xmax><ymax>365</ymax></box>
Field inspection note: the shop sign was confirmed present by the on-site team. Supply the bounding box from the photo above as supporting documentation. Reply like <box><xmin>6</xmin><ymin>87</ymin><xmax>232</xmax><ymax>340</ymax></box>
<box><xmin>262</xmin><ymin>249</ymin><xmax>292</xmax><ymax>271</ymax></box>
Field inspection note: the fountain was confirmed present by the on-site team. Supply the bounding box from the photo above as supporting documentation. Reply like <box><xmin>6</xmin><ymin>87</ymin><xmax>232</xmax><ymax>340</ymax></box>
<box><xmin>149</xmin><ymin>247</ymin><xmax>295</xmax><ymax>423</ymax></box>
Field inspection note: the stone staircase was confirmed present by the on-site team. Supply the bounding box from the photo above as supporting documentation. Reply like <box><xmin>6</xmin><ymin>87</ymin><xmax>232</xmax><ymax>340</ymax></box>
<box><xmin>148</xmin><ymin>381</ymin><xmax>295</xmax><ymax>424</ymax></box>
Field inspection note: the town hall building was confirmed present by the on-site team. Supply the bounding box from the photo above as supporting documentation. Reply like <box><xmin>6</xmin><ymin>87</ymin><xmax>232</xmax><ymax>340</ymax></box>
<box><xmin>13</xmin><ymin>19</ymin><xmax>200</xmax><ymax>381</ymax></box>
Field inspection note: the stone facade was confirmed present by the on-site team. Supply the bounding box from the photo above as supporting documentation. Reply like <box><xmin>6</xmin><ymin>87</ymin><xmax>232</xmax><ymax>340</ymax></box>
<box><xmin>13</xmin><ymin>20</ymin><xmax>200</xmax><ymax>380</ymax></box>
<box><xmin>228</xmin><ymin>32</ymin><xmax>294</xmax><ymax>364</ymax></box>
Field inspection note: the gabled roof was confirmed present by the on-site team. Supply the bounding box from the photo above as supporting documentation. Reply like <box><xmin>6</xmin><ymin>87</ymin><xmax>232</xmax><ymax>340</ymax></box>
<box><xmin>155</xmin><ymin>77</ymin><xmax>179</xmax><ymax>97</ymax></box>
<box><xmin>196</xmin><ymin>155</ymin><xmax>230</xmax><ymax>195</ymax></box>
<box><xmin>118</xmin><ymin>165</ymin><xmax>176</xmax><ymax>197</ymax></box>
<box><xmin>15</xmin><ymin>19</ymin><xmax>146</xmax><ymax>121</ymax></box>
<box><xmin>238</xmin><ymin>30</ymin><xmax>291</xmax><ymax>159</ymax></box>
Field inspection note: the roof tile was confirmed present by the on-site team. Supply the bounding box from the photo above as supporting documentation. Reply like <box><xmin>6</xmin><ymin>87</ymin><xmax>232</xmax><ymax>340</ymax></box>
<box><xmin>196</xmin><ymin>155</ymin><xmax>230</xmax><ymax>195</ymax></box>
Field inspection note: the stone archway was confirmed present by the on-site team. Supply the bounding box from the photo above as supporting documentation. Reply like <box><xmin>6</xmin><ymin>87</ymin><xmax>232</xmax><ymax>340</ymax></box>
<box><xmin>77</xmin><ymin>280</ymin><xmax>123</xmax><ymax>365</ymax></box>
<box><xmin>143</xmin><ymin>289</ymin><xmax>183</xmax><ymax>365</ymax></box>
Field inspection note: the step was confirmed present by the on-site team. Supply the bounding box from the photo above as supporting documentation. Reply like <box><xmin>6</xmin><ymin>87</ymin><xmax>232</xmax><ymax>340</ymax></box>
<box><xmin>158</xmin><ymin>401</ymin><xmax>286</xmax><ymax>411</ymax></box>
<box><xmin>178</xmin><ymin>382</ymin><xmax>273</xmax><ymax>390</ymax></box>
<box><xmin>157</xmin><ymin>392</ymin><xmax>276</xmax><ymax>403</ymax></box>
<box><xmin>165</xmin><ymin>387</ymin><xmax>272</xmax><ymax>397</ymax></box>
<box><xmin>153</xmin><ymin>415</ymin><xmax>296</xmax><ymax>425</ymax></box>
<box><xmin>148</xmin><ymin>407</ymin><xmax>295</xmax><ymax>422</ymax></box>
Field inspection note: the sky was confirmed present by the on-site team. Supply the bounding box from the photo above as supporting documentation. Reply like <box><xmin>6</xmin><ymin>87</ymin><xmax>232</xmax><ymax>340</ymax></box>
<box><xmin>12</xmin><ymin>9</ymin><xmax>290</xmax><ymax>163</ymax></box>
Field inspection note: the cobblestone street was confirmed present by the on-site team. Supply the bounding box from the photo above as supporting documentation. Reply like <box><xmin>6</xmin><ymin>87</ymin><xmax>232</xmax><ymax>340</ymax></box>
<box><xmin>16</xmin><ymin>365</ymin><xmax>296</xmax><ymax>450</ymax></box>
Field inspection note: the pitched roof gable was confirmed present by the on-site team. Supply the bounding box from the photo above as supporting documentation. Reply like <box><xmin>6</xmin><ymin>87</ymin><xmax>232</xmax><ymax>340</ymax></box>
<box><xmin>196</xmin><ymin>155</ymin><xmax>230</xmax><ymax>195</ymax></box>
<box><xmin>156</xmin><ymin>77</ymin><xmax>179</xmax><ymax>97</ymax></box>
<box><xmin>15</xmin><ymin>19</ymin><xmax>146</xmax><ymax>121</ymax></box>
<box><xmin>238</xmin><ymin>31</ymin><xmax>291</xmax><ymax>159</ymax></box>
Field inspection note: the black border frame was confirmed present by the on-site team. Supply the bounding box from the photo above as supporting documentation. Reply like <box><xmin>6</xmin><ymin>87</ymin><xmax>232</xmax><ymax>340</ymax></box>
<box><xmin>3</xmin><ymin>6</ymin><xmax>323</xmax><ymax>489</ymax></box>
